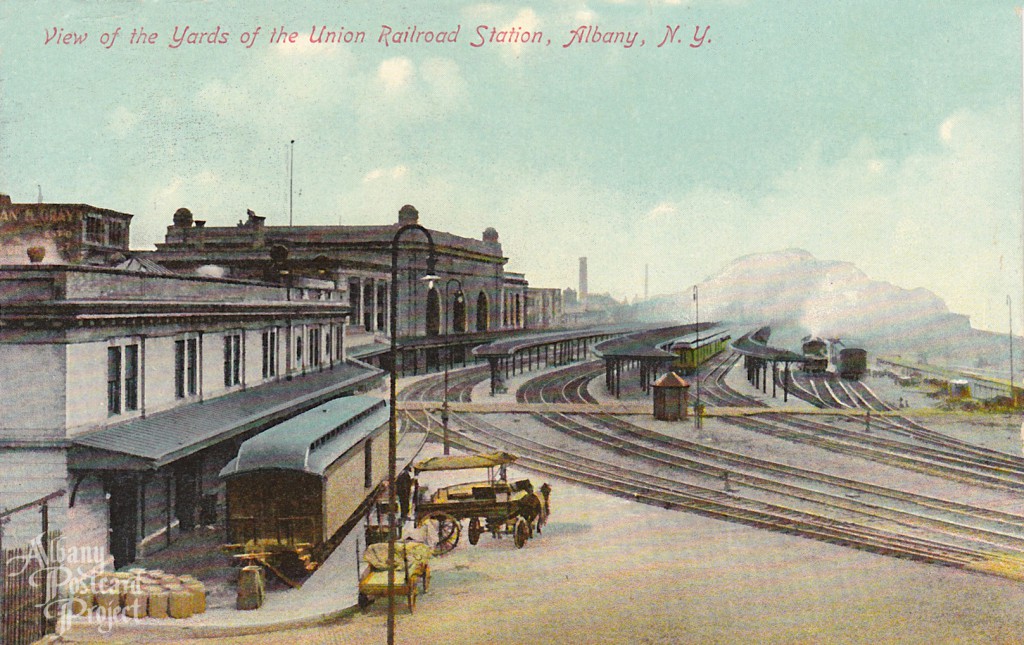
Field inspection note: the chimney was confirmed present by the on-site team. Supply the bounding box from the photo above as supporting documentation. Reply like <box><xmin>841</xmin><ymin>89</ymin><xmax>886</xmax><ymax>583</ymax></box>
<box><xmin>193</xmin><ymin>220</ymin><xmax>206</xmax><ymax>249</ymax></box>
<box><xmin>644</xmin><ymin>263</ymin><xmax>649</xmax><ymax>301</ymax></box>
<box><xmin>579</xmin><ymin>257</ymin><xmax>588</xmax><ymax>305</ymax></box>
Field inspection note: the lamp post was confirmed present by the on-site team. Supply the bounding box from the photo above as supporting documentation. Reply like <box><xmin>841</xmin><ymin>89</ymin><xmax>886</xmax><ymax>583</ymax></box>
<box><xmin>442</xmin><ymin>277</ymin><xmax>464</xmax><ymax>455</ymax></box>
<box><xmin>387</xmin><ymin>215</ymin><xmax>437</xmax><ymax>645</ymax></box>
<box><xmin>693</xmin><ymin>285</ymin><xmax>701</xmax><ymax>430</ymax></box>
<box><xmin>1010</xmin><ymin>295</ymin><xmax>1016</xmax><ymax>407</ymax></box>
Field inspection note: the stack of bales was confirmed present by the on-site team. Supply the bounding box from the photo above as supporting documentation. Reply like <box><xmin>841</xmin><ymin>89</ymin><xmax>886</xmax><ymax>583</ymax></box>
<box><xmin>71</xmin><ymin>568</ymin><xmax>207</xmax><ymax>620</ymax></box>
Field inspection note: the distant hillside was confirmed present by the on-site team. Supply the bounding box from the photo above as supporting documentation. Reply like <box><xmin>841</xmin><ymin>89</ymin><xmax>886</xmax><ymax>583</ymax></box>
<box><xmin>632</xmin><ymin>249</ymin><xmax>1012</xmax><ymax>370</ymax></box>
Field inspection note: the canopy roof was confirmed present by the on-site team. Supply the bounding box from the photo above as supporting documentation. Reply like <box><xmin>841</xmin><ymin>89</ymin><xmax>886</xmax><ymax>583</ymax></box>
<box><xmin>653</xmin><ymin>372</ymin><xmax>691</xmax><ymax>388</ymax></box>
<box><xmin>414</xmin><ymin>451</ymin><xmax>518</xmax><ymax>473</ymax></box>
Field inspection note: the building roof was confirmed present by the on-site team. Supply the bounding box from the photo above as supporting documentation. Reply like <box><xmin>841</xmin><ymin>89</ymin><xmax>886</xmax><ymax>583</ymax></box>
<box><xmin>472</xmin><ymin>325</ymin><xmax>644</xmax><ymax>358</ymax></box>
<box><xmin>731</xmin><ymin>327</ymin><xmax>804</xmax><ymax>362</ymax></box>
<box><xmin>592</xmin><ymin>324</ymin><xmax>703</xmax><ymax>359</ymax></box>
<box><xmin>653</xmin><ymin>372</ymin><xmax>690</xmax><ymax>388</ymax></box>
<box><xmin>114</xmin><ymin>256</ymin><xmax>176</xmax><ymax>275</ymax></box>
<box><xmin>219</xmin><ymin>396</ymin><xmax>389</xmax><ymax>478</ymax></box>
<box><xmin>667</xmin><ymin>328</ymin><xmax>731</xmax><ymax>351</ymax></box>
<box><xmin>69</xmin><ymin>363</ymin><xmax>383</xmax><ymax>470</ymax></box>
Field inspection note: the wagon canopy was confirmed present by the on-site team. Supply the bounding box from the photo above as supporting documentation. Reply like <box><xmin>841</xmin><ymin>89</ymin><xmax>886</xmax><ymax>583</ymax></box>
<box><xmin>414</xmin><ymin>451</ymin><xmax>517</xmax><ymax>473</ymax></box>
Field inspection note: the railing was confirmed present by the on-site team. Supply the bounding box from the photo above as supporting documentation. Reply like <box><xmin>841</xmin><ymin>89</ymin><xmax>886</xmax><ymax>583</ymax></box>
<box><xmin>1</xmin><ymin>490</ymin><xmax>66</xmax><ymax>645</ymax></box>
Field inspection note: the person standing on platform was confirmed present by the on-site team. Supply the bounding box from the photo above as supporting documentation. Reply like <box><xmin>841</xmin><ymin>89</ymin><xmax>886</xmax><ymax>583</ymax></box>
<box><xmin>396</xmin><ymin>467</ymin><xmax>413</xmax><ymax>522</ymax></box>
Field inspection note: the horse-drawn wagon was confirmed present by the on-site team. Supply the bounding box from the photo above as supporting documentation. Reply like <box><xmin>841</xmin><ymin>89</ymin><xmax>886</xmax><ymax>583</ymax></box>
<box><xmin>413</xmin><ymin>451</ymin><xmax>551</xmax><ymax>554</ymax></box>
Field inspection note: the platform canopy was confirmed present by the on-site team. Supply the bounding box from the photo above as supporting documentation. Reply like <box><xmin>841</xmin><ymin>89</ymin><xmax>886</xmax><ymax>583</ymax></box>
<box><xmin>414</xmin><ymin>451</ymin><xmax>518</xmax><ymax>473</ymax></box>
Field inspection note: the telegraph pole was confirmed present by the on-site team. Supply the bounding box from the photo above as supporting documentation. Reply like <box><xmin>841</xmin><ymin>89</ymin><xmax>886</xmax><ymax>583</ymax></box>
<box><xmin>289</xmin><ymin>139</ymin><xmax>296</xmax><ymax>226</ymax></box>
<box><xmin>1011</xmin><ymin>295</ymin><xmax>1016</xmax><ymax>406</ymax></box>
<box><xmin>694</xmin><ymin>284</ymin><xmax>701</xmax><ymax>430</ymax></box>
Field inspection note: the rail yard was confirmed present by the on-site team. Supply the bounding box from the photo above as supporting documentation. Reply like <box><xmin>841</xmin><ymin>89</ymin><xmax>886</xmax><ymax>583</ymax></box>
<box><xmin>400</xmin><ymin>350</ymin><xmax>1024</xmax><ymax>581</ymax></box>
<box><xmin>62</xmin><ymin>327</ymin><xmax>1024</xmax><ymax>644</ymax></box>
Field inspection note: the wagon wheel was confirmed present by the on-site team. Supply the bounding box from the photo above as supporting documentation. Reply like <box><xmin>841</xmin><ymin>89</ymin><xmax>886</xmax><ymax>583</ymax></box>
<box><xmin>513</xmin><ymin>517</ymin><xmax>530</xmax><ymax>549</ymax></box>
<box><xmin>417</xmin><ymin>512</ymin><xmax>461</xmax><ymax>555</ymax></box>
<box><xmin>468</xmin><ymin>517</ymin><xmax>483</xmax><ymax>545</ymax></box>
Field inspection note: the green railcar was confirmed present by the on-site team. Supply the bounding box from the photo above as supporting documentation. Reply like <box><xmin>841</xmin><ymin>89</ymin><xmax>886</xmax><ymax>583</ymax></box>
<box><xmin>670</xmin><ymin>329</ymin><xmax>731</xmax><ymax>374</ymax></box>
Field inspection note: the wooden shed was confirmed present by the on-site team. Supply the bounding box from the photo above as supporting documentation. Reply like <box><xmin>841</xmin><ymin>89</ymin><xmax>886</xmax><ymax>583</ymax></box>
<box><xmin>652</xmin><ymin>372</ymin><xmax>690</xmax><ymax>421</ymax></box>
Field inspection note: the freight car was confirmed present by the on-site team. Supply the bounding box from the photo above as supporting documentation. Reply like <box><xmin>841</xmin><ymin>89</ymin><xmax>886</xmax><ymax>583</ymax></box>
<box><xmin>837</xmin><ymin>348</ymin><xmax>867</xmax><ymax>380</ymax></box>
<box><xmin>801</xmin><ymin>337</ymin><xmax>829</xmax><ymax>373</ymax></box>
<box><xmin>220</xmin><ymin>396</ymin><xmax>390</xmax><ymax>574</ymax></box>
<box><xmin>669</xmin><ymin>328</ymin><xmax>731</xmax><ymax>375</ymax></box>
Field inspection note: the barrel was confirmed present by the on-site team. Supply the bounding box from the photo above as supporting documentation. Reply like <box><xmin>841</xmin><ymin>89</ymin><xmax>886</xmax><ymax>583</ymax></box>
<box><xmin>168</xmin><ymin>588</ymin><xmax>194</xmax><ymax>619</ymax></box>
<box><xmin>185</xmin><ymin>581</ymin><xmax>207</xmax><ymax>614</ymax></box>
<box><xmin>94</xmin><ymin>589</ymin><xmax>120</xmax><ymax>612</ymax></box>
<box><xmin>123</xmin><ymin>588</ymin><xmax>149</xmax><ymax>618</ymax></box>
<box><xmin>71</xmin><ymin>586</ymin><xmax>94</xmax><ymax>616</ymax></box>
<box><xmin>147</xmin><ymin>587</ymin><xmax>169</xmax><ymax>619</ymax></box>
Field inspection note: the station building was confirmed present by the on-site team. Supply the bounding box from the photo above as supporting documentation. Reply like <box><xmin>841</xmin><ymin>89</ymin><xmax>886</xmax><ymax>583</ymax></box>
<box><xmin>0</xmin><ymin>193</ymin><xmax>132</xmax><ymax>265</ymax></box>
<box><xmin>0</xmin><ymin>195</ymin><xmax>561</xmax><ymax>570</ymax></box>
<box><xmin>0</xmin><ymin>260</ymin><xmax>379</xmax><ymax>569</ymax></box>
<box><xmin>145</xmin><ymin>205</ymin><xmax>553</xmax><ymax>366</ymax></box>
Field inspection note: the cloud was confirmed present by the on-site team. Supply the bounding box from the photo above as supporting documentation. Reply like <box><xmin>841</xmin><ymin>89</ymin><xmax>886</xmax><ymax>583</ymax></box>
<box><xmin>645</xmin><ymin>202</ymin><xmax>677</xmax><ymax>221</ymax></box>
<box><xmin>107</xmin><ymin>106</ymin><xmax>139</xmax><ymax>139</ymax></box>
<box><xmin>363</xmin><ymin>165</ymin><xmax>409</xmax><ymax>183</ymax></box>
<box><xmin>356</xmin><ymin>57</ymin><xmax>468</xmax><ymax>125</ymax></box>
<box><xmin>634</xmin><ymin>101</ymin><xmax>1020</xmax><ymax>332</ymax></box>
<box><xmin>378</xmin><ymin>57</ymin><xmax>414</xmax><ymax>91</ymax></box>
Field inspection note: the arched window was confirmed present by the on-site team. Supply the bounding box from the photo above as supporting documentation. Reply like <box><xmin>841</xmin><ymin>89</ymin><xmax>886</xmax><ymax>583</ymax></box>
<box><xmin>453</xmin><ymin>292</ymin><xmax>467</xmax><ymax>333</ymax></box>
<box><xmin>476</xmin><ymin>291</ymin><xmax>489</xmax><ymax>332</ymax></box>
<box><xmin>426</xmin><ymin>287</ymin><xmax>440</xmax><ymax>336</ymax></box>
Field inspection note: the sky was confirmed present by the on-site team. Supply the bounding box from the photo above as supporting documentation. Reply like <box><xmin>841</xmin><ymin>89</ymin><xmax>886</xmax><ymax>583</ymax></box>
<box><xmin>1</xmin><ymin>1</ymin><xmax>1023</xmax><ymax>333</ymax></box>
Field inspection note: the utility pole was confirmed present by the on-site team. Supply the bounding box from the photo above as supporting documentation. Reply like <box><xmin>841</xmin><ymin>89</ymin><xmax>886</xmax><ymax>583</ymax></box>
<box><xmin>694</xmin><ymin>284</ymin><xmax>701</xmax><ymax>431</ymax></box>
<box><xmin>289</xmin><ymin>139</ymin><xmax>296</xmax><ymax>226</ymax></box>
<box><xmin>1010</xmin><ymin>295</ymin><xmax>1016</xmax><ymax>406</ymax></box>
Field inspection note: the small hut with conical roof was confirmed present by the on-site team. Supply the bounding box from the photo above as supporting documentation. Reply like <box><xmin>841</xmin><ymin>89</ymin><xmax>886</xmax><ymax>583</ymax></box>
<box><xmin>652</xmin><ymin>372</ymin><xmax>690</xmax><ymax>421</ymax></box>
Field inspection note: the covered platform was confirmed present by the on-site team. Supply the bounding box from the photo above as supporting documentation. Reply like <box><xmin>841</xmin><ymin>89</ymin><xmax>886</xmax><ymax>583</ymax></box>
<box><xmin>68</xmin><ymin>362</ymin><xmax>384</xmax><ymax>561</ymax></box>
<box><xmin>731</xmin><ymin>326</ymin><xmax>804</xmax><ymax>402</ymax></box>
<box><xmin>359</xmin><ymin>328</ymin><xmax>592</xmax><ymax>378</ymax></box>
<box><xmin>473</xmin><ymin>325</ymin><xmax>643</xmax><ymax>395</ymax></box>
<box><xmin>592</xmin><ymin>324</ymin><xmax>705</xmax><ymax>398</ymax></box>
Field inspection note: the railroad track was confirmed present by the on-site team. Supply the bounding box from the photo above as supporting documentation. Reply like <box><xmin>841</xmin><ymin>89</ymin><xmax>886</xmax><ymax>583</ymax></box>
<box><xmin>774</xmin><ymin>365</ymin><xmax>1024</xmax><ymax>481</ymax></box>
<box><xmin>403</xmin><ymin>401</ymin><xmax>1015</xmax><ymax>576</ymax></box>
<box><xmin>513</xmin><ymin>362</ymin><xmax>1024</xmax><ymax>548</ymax></box>
<box><xmin>704</xmin><ymin>356</ymin><xmax>1024</xmax><ymax>491</ymax></box>
<box><xmin>397</xmin><ymin>346</ymin><xmax>1024</xmax><ymax>578</ymax></box>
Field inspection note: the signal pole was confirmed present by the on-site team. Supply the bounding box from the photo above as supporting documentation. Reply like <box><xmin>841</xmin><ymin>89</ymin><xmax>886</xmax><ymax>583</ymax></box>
<box><xmin>289</xmin><ymin>139</ymin><xmax>295</xmax><ymax>226</ymax></box>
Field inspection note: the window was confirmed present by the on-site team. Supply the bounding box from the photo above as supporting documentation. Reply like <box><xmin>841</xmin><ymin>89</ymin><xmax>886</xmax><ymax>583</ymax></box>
<box><xmin>85</xmin><ymin>215</ymin><xmax>104</xmax><ymax>244</ymax></box>
<box><xmin>261</xmin><ymin>329</ymin><xmax>278</xmax><ymax>378</ymax></box>
<box><xmin>107</xmin><ymin>347</ymin><xmax>121</xmax><ymax>415</ymax></box>
<box><xmin>364</xmin><ymin>438</ymin><xmax>373</xmax><ymax>488</ymax></box>
<box><xmin>124</xmin><ymin>344</ymin><xmax>139</xmax><ymax>411</ymax></box>
<box><xmin>296</xmin><ymin>335</ymin><xmax>303</xmax><ymax>364</ymax></box>
<box><xmin>309</xmin><ymin>328</ymin><xmax>321</xmax><ymax>367</ymax></box>
<box><xmin>223</xmin><ymin>334</ymin><xmax>241</xmax><ymax>387</ymax></box>
<box><xmin>108</xmin><ymin>221</ymin><xmax>127</xmax><ymax>247</ymax></box>
<box><xmin>324</xmin><ymin>329</ymin><xmax>332</xmax><ymax>365</ymax></box>
<box><xmin>175</xmin><ymin>338</ymin><xmax>198</xmax><ymax>398</ymax></box>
